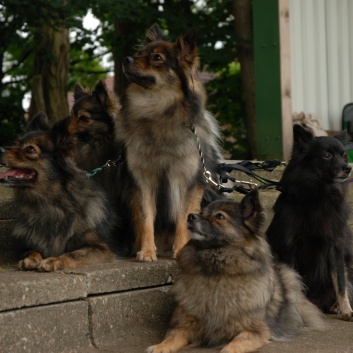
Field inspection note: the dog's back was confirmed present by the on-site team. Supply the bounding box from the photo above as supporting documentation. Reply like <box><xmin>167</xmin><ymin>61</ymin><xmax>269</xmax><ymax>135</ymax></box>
<box><xmin>267</xmin><ymin>124</ymin><xmax>353</xmax><ymax>316</ymax></box>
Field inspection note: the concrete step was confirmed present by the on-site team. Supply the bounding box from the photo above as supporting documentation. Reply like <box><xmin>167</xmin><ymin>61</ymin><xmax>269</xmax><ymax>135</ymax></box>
<box><xmin>1</xmin><ymin>260</ymin><xmax>353</xmax><ymax>353</ymax></box>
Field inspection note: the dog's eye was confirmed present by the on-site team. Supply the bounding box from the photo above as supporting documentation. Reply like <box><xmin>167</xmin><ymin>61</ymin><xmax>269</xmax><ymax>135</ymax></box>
<box><xmin>343</xmin><ymin>153</ymin><xmax>348</xmax><ymax>162</ymax></box>
<box><xmin>79</xmin><ymin>115</ymin><xmax>90</xmax><ymax>123</ymax></box>
<box><xmin>25</xmin><ymin>146</ymin><xmax>37</xmax><ymax>154</ymax></box>
<box><xmin>323</xmin><ymin>152</ymin><xmax>332</xmax><ymax>160</ymax></box>
<box><xmin>214</xmin><ymin>213</ymin><xmax>225</xmax><ymax>220</ymax></box>
<box><xmin>152</xmin><ymin>54</ymin><xmax>163</xmax><ymax>62</ymax></box>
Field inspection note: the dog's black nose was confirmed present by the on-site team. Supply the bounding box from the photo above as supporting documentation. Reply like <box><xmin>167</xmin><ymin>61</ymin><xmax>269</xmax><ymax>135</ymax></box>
<box><xmin>188</xmin><ymin>213</ymin><xmax>199</xmax><ymax>222</ymax></box>
<box><xmin>123</xmin><ymin>56</ymin><xmax>134</xmax><ymax>65</ymax></box>
<box><xmin>344</xmin><ymin>165</ymin><xmax>352</xmax><ymax>174</ymax></box>
<box><xmin>0</xmin><ymin>147</ymin><xmax>5</xmax><ymax>155</ymax></box>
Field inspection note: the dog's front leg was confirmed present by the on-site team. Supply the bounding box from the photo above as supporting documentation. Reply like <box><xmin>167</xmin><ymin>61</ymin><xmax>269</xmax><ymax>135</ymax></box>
<box><xmin>332</xmin><ymin>265</ymin><xmax>353</xmax><ymax>321</ymax></box>
<box><xmin>18</xmin><ymin>252</ymin><xmax>43</xmax><ymax>270</ymax></box>
<box><xmin>173</xmin><ymin>185</ymin><xmax>204</xmax><ymax>258</ymax></box>
<box><xmin>146</xmin><ymin>328</ymin><xmax>190</xmax><ymax>353</ymax></box>
<box><xmin>332</xmin><ymin>267</ymin><xmax>353</xmax><ymax>321</ymax></box>
<box><xmin>132</xmin><ymin>188</ymin><xmax>157</xmax><ymax>262</ymax></box>
<box><xmin>220</xmin><ymin>329</ymin><xmax>270</xmax><ymax>353</ymax></box>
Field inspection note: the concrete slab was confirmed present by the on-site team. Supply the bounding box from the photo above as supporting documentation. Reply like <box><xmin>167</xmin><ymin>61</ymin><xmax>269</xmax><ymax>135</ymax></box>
<box><xmin>0</xmin><ymin>301</ymin><xmax>92</xmax><ymax>353</ymax></box>
<box><xmin>87</xmin><ymin>315</ymin><xmax>353</xmax><ymax>353</ymax></box>
<box><xmin>0</xmin><ymin>269</ymin><xmax>87</xmax><ymax>311</ymax></box>
<box><xmin>67</xmin><ymin>259</ymin><xmax>178</xmax><ymax>295</ymax></box>
<box><xmin>89</xmin><ymin>287</ymin><xmax>173</xmax><ymax>349</ymax></box>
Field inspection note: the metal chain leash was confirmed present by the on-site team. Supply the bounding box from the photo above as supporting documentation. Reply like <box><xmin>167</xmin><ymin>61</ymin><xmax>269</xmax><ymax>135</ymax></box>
<box><xmin>189</xmin><ymin>125</ymin><xmax>258</xmax><ymax>191</ymax></box>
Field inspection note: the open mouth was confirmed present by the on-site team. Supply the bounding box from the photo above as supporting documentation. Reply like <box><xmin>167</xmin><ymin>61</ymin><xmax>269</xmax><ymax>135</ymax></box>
<box><xmin>0</xmin><ymin>167</ymin><xmax>37</xmax><ymax>186</ymax></box>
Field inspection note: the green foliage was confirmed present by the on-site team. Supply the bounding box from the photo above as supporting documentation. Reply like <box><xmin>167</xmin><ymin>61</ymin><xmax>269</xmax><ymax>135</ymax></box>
<box><xmin>206</xmin><ymin>62</ymin><xmax>248</xmax><ymax>159</ymax></box>
<box><xmin>0</xmin><ymin>0</ymin><xmax>249</xmax><ymax>157</ymax></box>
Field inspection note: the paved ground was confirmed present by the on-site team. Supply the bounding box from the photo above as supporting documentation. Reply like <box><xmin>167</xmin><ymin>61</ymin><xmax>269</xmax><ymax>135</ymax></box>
<box><xmin>82</xmin><ymin>314</ymin><xmax>353</xmax><ymax>353</ymax></box>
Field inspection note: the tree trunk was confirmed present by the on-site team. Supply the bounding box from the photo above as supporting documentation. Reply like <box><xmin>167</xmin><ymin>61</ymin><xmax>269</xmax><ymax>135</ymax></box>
<box><xmin>232</xmin><ymin>0</ymin><xmax>257</xmax><ymax>158</ymax></box>
<box><xmin>29</xmin><ymin>24</ymin><xmax>70</xmax><ymax>122</ymax></box>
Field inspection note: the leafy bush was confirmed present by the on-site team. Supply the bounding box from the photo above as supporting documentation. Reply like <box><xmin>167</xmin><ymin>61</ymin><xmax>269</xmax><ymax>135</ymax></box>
<box><xmin>206</xmin><ymin>62</ymin><xmax>249</xmax><ymax>159</ymax></box>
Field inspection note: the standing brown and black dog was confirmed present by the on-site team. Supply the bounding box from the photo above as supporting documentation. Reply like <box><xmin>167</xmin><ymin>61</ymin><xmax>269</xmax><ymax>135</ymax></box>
<box><xmin>116</xmin><ymin>24</ymin><xmax>222</xmax><ymax>261</ymax></box>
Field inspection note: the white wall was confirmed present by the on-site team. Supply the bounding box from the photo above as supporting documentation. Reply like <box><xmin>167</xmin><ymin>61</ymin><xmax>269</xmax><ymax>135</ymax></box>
<box><xmin>289</xmin><ymin>0</ymin><xmax>353</xmax><ymax>131</ymax></box>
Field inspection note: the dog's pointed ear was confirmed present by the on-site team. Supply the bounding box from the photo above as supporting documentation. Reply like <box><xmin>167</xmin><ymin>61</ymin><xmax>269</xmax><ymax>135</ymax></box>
<box><xmin>240</xmin><ymin>189</ymin><xmax>264</xmax><ymax>234</ymax></box>
<box><xmin>177</xmin><ymin>29</ymin><xmax>198</xmax><ymax>65</ymax></box>
<box><xmin>293</xmin><ymin>124</ymin><xmax>314</xmax><ymax>145</ymax></box>
<box><xmin>334</xmin><ymin>130</ymin><xmax>350</xmax><ymax>145</ymax></box>
<box><xmin>26</xmin><ymin>112</ymin><xmax>51</xmax><ymax>132</ymax></box>
<box><xmin>240</xmin><ymin>189</ymin><xmax>260</xmax><ymax>220</ymax></box>
<box><xmin>93</xmin><ymin>80</ymin><xmax>109</xmax><ymax>107</ymax></box>
<box><xmin>145</xmin><ymin>23</ymin><xmax>165</xmax><ymax>43</ymax></box>
<box><xmin>73</xmin><ymin>83</ymin><xmax>86</xmax><ymax>101</ymax></box>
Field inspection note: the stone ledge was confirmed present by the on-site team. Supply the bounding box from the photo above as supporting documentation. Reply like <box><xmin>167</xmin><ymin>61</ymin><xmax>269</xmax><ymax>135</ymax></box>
<box><xmin>0</xmin><ymin>259</ymin><xmax>178</xmax><ymax>312</ymax></box>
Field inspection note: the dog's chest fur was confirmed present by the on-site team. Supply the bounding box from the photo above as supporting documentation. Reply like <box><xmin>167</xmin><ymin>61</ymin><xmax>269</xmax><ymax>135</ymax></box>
<box><xmin>174</xmin><ymin>244</ymin><xmax>273</xmax><ymax>342</ymax></box>
<box><xmin>118</xmin><ymin>89</ymin><xmax>205</xmax><ymax>186</ymax></box>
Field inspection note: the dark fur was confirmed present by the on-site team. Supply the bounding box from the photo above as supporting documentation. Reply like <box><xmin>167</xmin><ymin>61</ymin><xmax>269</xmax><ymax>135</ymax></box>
<box><xmin>0</xmin><ymin>112</ymin><xmax>117</xmax><ymax>271</ymax></box>
<box><xmin>116</xmin><ymin>24</ymin><xmax>223</xmax><ymax>261</ymax></box>
<box><xmin>69</xmin><ymin>80</ymin><xmax>122</xmax><ymax>198</ymax></box>
<box><xmin>266</xmin><ymin>124</ymin><xmax>353</xmax><ymax>321</ymax></box>
<box><xmin>147</xmin><ymin>190</ymin><xmax>325</xmax><ymax>353</ymax></box>
<box><xmin>68</xmin><ymin>80</ymin><xmax>134</xmax><ymax>255</ymax></box>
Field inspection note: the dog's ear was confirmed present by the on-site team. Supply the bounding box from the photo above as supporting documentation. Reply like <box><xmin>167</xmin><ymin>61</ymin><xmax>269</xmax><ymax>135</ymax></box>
<box><xmin>74</xmin><ymin>83</ymin><xmax>86</xmax><ymax>101</ymax></box>
<box><xmin>334</xmin><ymin>130</ymin><xmax>350</xmax><ymax>145</ymax></box>
<box><xmin>145</xmin><ymin>23</ymin><xmax>165</xmax><ymax>43</ymax></box>
<box><xmin>177</xmin><ymin>29</ymin><xmax>198</xmax><ymax>65</ymax></box>
<box><xmin>240</xmin><ymin>189</ymin><xmax>264</xmax><ymax>234</ymax></box>
<box><xmin>50</xmin><ymin>117</ymin><xmax>75</xmax><ymax>156</ymax></box>
<box><xmin>293</xmin><ymin>123</ymin><xmax>314</xmax><ymax>145</ymax></box>
<box><xmin>93</xmin><ymin>80</ymin><xmax>109</xmax><ymax>107</ymax></box>
<box><xmin>26</xmin><ymin>112</ymin><xmax>51</xmax><ymax>132</ymax></box>
<box><xmin>240</xmin><ymin>189</ymin><xmax>260</xmax><ymax>219</ymax></box>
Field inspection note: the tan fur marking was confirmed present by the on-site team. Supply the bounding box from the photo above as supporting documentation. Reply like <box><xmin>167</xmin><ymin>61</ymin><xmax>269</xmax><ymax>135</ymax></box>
<box><xmin>131</xmin><ymin>190</ymin><xmax>157</xmax><ymax>262</ymax></box>
<box><xmin>36</xmin><ymin>245</ymin><xmax>116</xmax><ymax>272</ymax></box>
<box><xmin>220</xmin><ymin>330</ymin><xmax>270</xmax><ymax>353</ymax></box>
<box><xmin>19</xmin><ymin>252</ymin><xmax>43</xmax><ymax>270</ymax></box>
<box><xmin>173</xmin><ymin>185</ymin><xmax>204</xmax><ymax>258</ymax></box>
<box><xmin>146</xmin><ymin>328</ymin><xmax>191</xmax><ymax>353</ymax></box>
<box><xmin>331</xmin><ymin>271</ymin><xmax>353</xmax><ymax>321</ymax></box>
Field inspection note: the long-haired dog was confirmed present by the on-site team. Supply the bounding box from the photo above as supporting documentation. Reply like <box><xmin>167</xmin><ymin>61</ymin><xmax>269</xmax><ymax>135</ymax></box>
<box><xmin>68</xmin><ymin>80</ymin><xmax>122</xmax><ymax>198</ymax></box>
<box><xmin>0</xmin><ymin>112</ymin><xmax>117</xmax><ymax>271</ymax></box>
<box><xmin>116</xmin><ymin>24</ymin><xmax>222</xmax><ymax>261</ymax></box>
<box><xmin>266</xmin><ymin>124</ymin><xmax>353</xmax><ymax>321</ymax></box>
<box><xmin>147</xmin><ymin>190</ymin><xmax>325</xmax><ymax>353</ymax></box>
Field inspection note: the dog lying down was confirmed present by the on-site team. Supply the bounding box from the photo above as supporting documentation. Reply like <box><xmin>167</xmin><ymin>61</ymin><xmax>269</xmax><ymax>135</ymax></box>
<box><xmin>147</xmin><ymin>190</ymin><xmax>326</xmax><ymax>353</ymax></box>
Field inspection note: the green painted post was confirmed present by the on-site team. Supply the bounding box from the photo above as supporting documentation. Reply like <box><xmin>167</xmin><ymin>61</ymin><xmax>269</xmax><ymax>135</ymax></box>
<box><xmin>252</xmin><ymin>0</ymin><xmax>283</xmax><ymax>160</ymax></box>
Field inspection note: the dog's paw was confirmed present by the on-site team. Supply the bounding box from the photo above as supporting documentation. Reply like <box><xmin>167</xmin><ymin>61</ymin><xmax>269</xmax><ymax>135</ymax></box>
<box><xmin>18</xmin><ymin>252</ymin><xmax>43</xmax><ymax>271</ymax></box>
<box><xmin>37</xmin><ymin>257</ymin><xmax>64</xmax><ymax>272</ymax></box>
<box><xmin>146</xmin><ymin>344</ymin><xmax>174</xmax><ymax>353</ymax></box>
<box><xmin>341</xmin><ymin>311</ymin><xmax>353</xmax><ymax>322</ymax></box>
<box><xmin>136</xmin><ymin>249</ymin><xmax>157</xmax><ymax>262</ymax></box>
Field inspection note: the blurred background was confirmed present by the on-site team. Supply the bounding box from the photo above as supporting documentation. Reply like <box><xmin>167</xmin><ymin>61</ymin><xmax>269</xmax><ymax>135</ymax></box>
<box><xmin>0</xmin><ymin>0</ymin><xmax>249</xmax><ymax>159</ymax></box>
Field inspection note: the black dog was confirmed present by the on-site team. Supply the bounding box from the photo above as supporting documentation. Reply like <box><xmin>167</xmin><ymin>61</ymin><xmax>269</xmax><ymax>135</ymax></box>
<box><xmin>266</xmin><ymin>124</ymin><xmax>353</xmax><ymax>321</ymax></box>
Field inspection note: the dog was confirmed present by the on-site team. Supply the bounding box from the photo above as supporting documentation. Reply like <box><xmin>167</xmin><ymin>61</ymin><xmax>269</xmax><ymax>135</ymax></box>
<box><xmin>68</xmin><ymin>80</ymin><xmax>134</xmax><ymax>255</ymax></box>
<box><xmin>147</xmin><ymin>189</ymin><xmax>325</xmax><ymax>353</ymax></box>
<box><xmin>266</xmin><ymin>124</ymin><xmax>353</xmax><ymax>321</ymax></box>
<box><xmin>0</xmin><ymin>112</ymin><xmax>117</xmax><ymax>271</ymax></box>
<box><xmin>116</xmin><ymin>23</ymin><xmax>223</xmax><ymax>261</ymax></box>
<box><xmin>68</xmin><ymin>79</ymin><xmax>122</xmax><ymax>198</ymax></box>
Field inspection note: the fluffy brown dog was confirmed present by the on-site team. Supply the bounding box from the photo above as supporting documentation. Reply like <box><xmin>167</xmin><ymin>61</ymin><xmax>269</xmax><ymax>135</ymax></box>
<box><xmin>116</xmin><ymin>24</ymin><xmax>222</xmax><ymax>261</ymax></box>
<box><xmin>0</xmin><ymin>113</ymin><xmax>117</xmax><ymax>271</ymax></box>
<box><xmin>147</xmin><ymin>190</ymin><xmax>325</xmax><ymax>353</ymax></box>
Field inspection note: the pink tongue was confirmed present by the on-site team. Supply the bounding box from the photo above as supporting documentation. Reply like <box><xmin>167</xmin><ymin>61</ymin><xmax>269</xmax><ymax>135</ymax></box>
<box><xmin>0</xmin><ymin>168</ymin><xmax>33</xmax><ymax>180</ymax></box>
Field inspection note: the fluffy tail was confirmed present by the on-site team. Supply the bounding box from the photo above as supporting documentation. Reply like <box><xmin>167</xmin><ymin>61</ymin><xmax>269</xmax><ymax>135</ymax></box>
<box><xmin>278</xmin><ymin>264</ymin><xmax>327</xmax><ymax>331</ymax></box>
